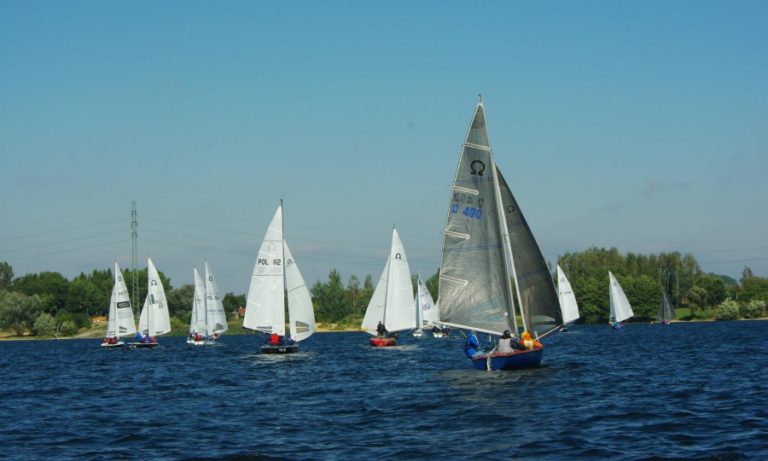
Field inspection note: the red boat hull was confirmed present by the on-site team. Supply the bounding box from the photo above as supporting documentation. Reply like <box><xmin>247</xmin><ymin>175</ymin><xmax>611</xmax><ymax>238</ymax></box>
<box><xmin>370</xmin><ymin>337</ymin><xmax>397</xmax><ymax>347</ymax></box>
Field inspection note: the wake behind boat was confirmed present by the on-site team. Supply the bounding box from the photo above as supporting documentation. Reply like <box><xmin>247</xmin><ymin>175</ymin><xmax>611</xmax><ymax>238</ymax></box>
<box><xmin>437</xmin><ymin>98</ymin><xmax>563</xmax><ymax>370</ymax></box>
<box><xmin>242</xmin><ymin>201</ymin><xmax>316</xmax><ymax>354</ymax></box>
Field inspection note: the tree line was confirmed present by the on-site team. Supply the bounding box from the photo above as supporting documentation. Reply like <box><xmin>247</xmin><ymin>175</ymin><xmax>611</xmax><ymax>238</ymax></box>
<box><xmin>1</xmin><ymin>247</ymin><xmax>767</xmax><ymax>337</ymax></box>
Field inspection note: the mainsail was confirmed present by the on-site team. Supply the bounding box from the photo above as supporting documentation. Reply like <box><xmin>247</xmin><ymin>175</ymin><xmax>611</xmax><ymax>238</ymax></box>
<box><xmin>243</xmin><ymin>206</ymin><xmax>285</xmax><ymax>335</ymax></box>
<box><xmin>106</xmin><ymin>262</ymin><xmax>136</xmax><ymax>338</ymax></box>
<box><xmin>557</xmin><ymin>265</ymin><xmax>580</xmax><ymax>326</ymax></box>
<box><xmin>204</xmin><ymin>261</ymin><xmax>228</xmax><ymax>336</ymax></box>
<box><xmin>416</xmin><ymin>275</ymin><xmax>438</xmax><ymax>327</ymax></box>
<box><xmin>609</xmin><ymin>271</ymin><xmax>634</xmax><ymax>323</ymax></box>
<box><xmin>189</xmin><ymin>268</ymin><xmax>207</xmax><ymax>335</ymax></box>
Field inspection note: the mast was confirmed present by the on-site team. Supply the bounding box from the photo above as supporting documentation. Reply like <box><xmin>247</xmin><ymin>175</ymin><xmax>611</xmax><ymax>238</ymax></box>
<box><xmin>281</xmin><ymin>199</ymin><xmax>287</xmax><ymax>334</ymax></box>
<box><xmin>483</xmin><ymin>98</ymin><xmax>525</xmax><ymax>335</ymax></box>
<box><xmin>131</xmin><ymin>201</ymin><xmax>138</xmax><ymax>319</ymax></box>
<box><xmin>382</xmin><ymin>225</ymin><xmax>395</xmax><ymax>328</ymax></box>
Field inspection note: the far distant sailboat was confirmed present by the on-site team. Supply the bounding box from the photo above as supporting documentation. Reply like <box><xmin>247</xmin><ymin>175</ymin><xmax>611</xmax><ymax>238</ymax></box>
<box><xmin>243</xmin><ymin>202</ymin><xmax>315</xmax><ymax>353</ymax></box>
<box><xmin>412</xmin><ymin>274</ymin><xmax>437</xmax><ymax>338</ymax></box>
<box><xmin>657</xmin><ymin>291</ymin><xmax>675</xmax><ymax>325</ymax></box>
<box><xmin>608</xmin><ymin>271</ymin><xmax>634</xmax><ymax>329</ymax></box>
<box><xmin>187</xmin><ymin>268</ymin><xmax>207</xmax><ymax>345</ymax></box>
<box><xmin>557</xmin><ymin>265</ymin><xmax>580</xmax><ymax>331</ymax></box>
<box><xmin>362</xmin><ymin>228</ymin><xmax>416</xmax><ymax>347</ymax></box>
<box><xmin>101</xmin><ymin>262</ymin><xmax>137</xmax><ymax>348</ymax></box>
<box><xmin>131</xmin><ymin>257</ymin><xmax>171</xmax><ymax>347</ymax></box>
<box><xmin>203</xmin><ymin>260</ymin><xmax>228</xmax><ymax>343</ymax></box>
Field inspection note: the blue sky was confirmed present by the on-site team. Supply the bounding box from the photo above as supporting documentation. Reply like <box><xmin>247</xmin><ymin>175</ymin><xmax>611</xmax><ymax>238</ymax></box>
<box><xmin>1</xmin><ymin>0</ymin><xmax>766</xmax><ymax>295</ymax></box>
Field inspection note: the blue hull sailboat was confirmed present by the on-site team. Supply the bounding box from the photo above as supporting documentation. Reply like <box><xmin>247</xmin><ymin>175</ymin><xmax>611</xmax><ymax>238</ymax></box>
<box><xmin>437</xmin><ymin>98</ymin><xmax>563</xmax><ymax>371</ymax></box>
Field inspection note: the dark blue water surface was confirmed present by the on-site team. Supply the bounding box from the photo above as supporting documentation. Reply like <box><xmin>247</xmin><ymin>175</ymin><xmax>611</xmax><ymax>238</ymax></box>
<box><xmin>1</xmin><ymin>321</ymin><xmax>766</xmax><ymax>460</ymax></box>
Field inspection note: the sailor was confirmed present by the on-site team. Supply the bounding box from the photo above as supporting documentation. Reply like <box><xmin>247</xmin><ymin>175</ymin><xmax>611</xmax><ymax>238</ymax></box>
<box><xmin>376</xmin><ymin>321</ymin><xmax>387</xmax><ymax>337</ymax></box>
<box><xmin>497</xmin><ymin>330</ymin><xmax>515</xmax><ymax>353</ymax></box>
<box><xmin>464</xmin><ymin>330</ymin><xmax>480</xmax><ymax>358</ymax></box>
<box><xmin>520</xmin><ymin>331</ymin><xmax>541</xmax><ymax>349</ymax></box>
<box><xmin>269</xmin><ymin>332</ymin><xmax>280</xmax><ymax>345</ymax></box>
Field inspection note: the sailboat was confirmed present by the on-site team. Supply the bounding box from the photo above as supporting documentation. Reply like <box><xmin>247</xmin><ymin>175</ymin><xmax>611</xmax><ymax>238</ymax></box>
<box><xmin>242</xmin><ymin>202</ymin><xmax>315</xmax><ymax>353</ymax></box>
<box><xmin>203</xmin><ymin>260</ymin><xmax>228</xmax><ymax>343</ymax></box>
<box><xmin>437</xmin><ymin>98</ymin><xmax>563</xmax><ymax>370</ymax></box>
<box><xmin>130</xmin><ymin>257</ymin><xmax>172</xmax><ymax>347</ymax></box>
<box><xmin>657</xmin><ymin>290</ymin><xmax>675</xmax><ymax>325</ymax></box>
<box><xmin>101</xmin><ymin>262</ymin><xmax>137</xmax><ymax>348</ymax></box>
<box><xmin>412</xmin><ymin>274</ymin><xmax>437</xmax><ymax>338</ymax></box>
<box><xmin>608</xmin><ymin>271</ymin><xmax>634</xmax><ymax>329</ymax></box>
<box><xmin>557</xmin><ymin>265</ymin><xmax>580</xmax><ymax>331</ymax></box>
<box><xmin>187</xmin><ymin>268</ymin><xmax>207</xmax><ymax>345</ymax></box>
<box><xmin>361</xmin><ymin>228</ymin><xmax>416</xmax><ymax>347</ymax></box>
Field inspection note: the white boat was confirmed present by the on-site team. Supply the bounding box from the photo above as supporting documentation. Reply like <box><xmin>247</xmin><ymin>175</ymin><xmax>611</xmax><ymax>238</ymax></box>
<box><xmin>557</xmin><ymin>265</ymin><xmax>580</xmax><ymax>330</ymax></box>
<box><xmin>242</xmin><ymin>202</ymin><xmax>315</xmax><ymax>353</ymax></box>
<box><xmin>437</xmin><ymin>98</ymin><xmax>563</xmax><ymax>370</ymax></box>
<box><xmin>131</xmin><ymin>257</ymin><xmax>171</xmax><ymax>347</ymax></box>
<box><xmin>101</xmin><ymin>262</ymin><xmax>137</xmax><ymax>348</ymax></box>
<box><xmin>203</xmin><ymin>260</ymin><xmax>228</xmax><ymax>343</ymax></box>
<box><xmin>609</xmin><ymin>271</ymin><xmax>634</xmax><ymax>329</ymax></box>
<box><xmin>361</xmin><ymin>227</ymin><xmax>416</xmax><ymax>347</ymax></box>
<box><xmin>187</xmin><ymin>268</ymin><xmax>207</xmax><ymax>345</ymax></box>
<box><xmin>413</xmin><ymin>274</ymin><xmax>437</xmax><ymax>337</ymax></box>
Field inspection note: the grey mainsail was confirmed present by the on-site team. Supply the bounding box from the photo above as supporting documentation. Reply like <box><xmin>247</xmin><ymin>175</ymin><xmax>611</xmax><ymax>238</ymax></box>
<box><xmin>657</xmin><ymin>291</ymin><xmax>675</xmax><ymax>323</ymax></box>
<box><xmin>437</xmin><ymin>103</ymin><xmax>516</xmax><ymax>335</ymax></box>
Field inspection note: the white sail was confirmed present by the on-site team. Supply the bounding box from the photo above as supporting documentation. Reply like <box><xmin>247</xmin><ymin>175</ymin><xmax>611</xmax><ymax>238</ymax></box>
<box><xmin>138</xmin><ymin>258</ymin><xmax>171</xmax><ymax>336</ymax></box>
<box><xmin>106</xmin><ymin>262</ymin><xmax>136</xmax><ymax>338</ymax></box>
<box><xmin>204</xmin><ymin>261</ymin><xmax>228</xmax><ymax>336</ymax></box>
<box><xmin>557</xmin><ymin>265</ymin><xmax>580</xmax><ymax>325</ymax></box>
<box><xmin>609</xmin><ymin>271</ymin><xmax>634</xmax><ymax>323</ymax></box>
<box><xmin>362</xmin><ymin>228</ymin><xmax>416</xmax><ymax>334</ymax></box>
<box><xmin>417</xmin><ymin>275</ymin><xmax>438</xmax><ymax>327</ymax></box>
<box><xmin>189</xmin><ymin>268</ymin><xmax>207</xmax><ymax>335</ymax></box>
<box><xmin>361</xmin><ymin>257</ymin><xmax>389</xmax><ymax>334</ymax></box>
<box><xmin>243</xmin><ymin>206</ymin><xmax>286</xmax><ymax>335</ymax></box>
<box><xmin>284</xmin><ymin>241</ymin><xmax>315</xmax><ymax>342</ymax></box>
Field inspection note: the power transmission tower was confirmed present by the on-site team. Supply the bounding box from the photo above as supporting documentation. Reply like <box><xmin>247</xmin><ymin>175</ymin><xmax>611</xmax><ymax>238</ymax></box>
<box><xmin>131</xmin><ymin>201</ymin><xmax>138</xmax><ymax>317</ymax></box>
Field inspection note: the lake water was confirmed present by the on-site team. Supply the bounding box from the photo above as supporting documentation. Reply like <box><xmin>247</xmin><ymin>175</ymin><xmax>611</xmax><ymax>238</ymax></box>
<box><xmin>1</xmin><ymin>321</ymin><xmax>766</xmax><ymax>460</ymax></box>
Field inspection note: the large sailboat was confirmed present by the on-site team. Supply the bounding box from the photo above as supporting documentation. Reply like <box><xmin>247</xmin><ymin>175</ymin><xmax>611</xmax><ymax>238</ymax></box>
<box><xmin>242</xmin><ymin>202</ymin><xmax>315</xmax><ymax>353</ymax></box>
<box><xmin>101</xmin><ymin>262</ymin><xmax>137</xmax><ymax>348</ymax></box>
<box><xmin>557</xmin><ymin>265</ymin><xmax>580</xmax><ymax>330</ymax></box>
<box><xmin>609</xmin><ymin>271</ymin><xmax>634</xmax><ymax>329</ymax></box>
<box><xmin>361</xmin><ymin>228</ymin><xmax>416</xmax><ymax>347</ymax></box>
<box><xmin>437</xmin><ymin>98</ymin><xmax>563</xmax><ymax>370</ymax></box>
<box><xmin>657</xmin><ymin>290</ymin><xmax>675</xmax><ymax>325</ymax></box>
<box><xmin>131</xmin><ymin>257</ymin><xmax>171</xmax><ymax>347</ymax></box>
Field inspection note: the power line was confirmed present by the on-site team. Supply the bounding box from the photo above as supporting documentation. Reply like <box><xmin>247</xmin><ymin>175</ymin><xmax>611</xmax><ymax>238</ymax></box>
<box><xmin>9</xmin><ymin>239</ymin><xmax>131</xmax><ymax>261</ymax></box>
<box><xmin>0</xmin><ymin>218</ymin><xmax>126</xmax><ymax>242</ymax></box>
<box><xmin>0</xmin><ymin>228</ymin><xmax>128</xmax><ymax>255</ymax></box>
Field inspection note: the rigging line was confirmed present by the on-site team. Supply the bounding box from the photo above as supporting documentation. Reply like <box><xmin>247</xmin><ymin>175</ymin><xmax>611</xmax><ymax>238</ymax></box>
<box><xmin>9</xmin><ymin>239</ymin><xmax>131</xmax><ymax>261</ymax></box>
<box><xmin>0</xmin><ymin>228</ymin><xmax>129</xmax><ymax>255</ymax></box>
<box><xmin>142</xmin><ymin>217</ymin><xmax>255</xmax><ymax>237</ymax></box>
<box><xmin>0</xmin><ymin>218</ymin><xmax>126</xmax><ymax>242</ymax></box>
<box><xmin>692</xmin><ymin>246</ymin><xmax>768</xmax><ymax>254</ymax></box>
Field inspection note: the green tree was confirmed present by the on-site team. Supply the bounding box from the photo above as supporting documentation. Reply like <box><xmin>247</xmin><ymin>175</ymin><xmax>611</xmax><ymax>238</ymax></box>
<box><xmin>740</xmin><ymin>267</ymin><xmax>768</xmax><ymax>303</ymax></box>
<box><xmin>741</xmin><ymin>299</ymin><xmax>766</xmax><ymax>319</ymax></box>
<box><xmin>0</xmin><ymin>262</ymin><xmax>13</xmax><ymax>289</ymax></box>
<box><xmin>715</xmin><ymin>299</ymin><xmax>739</xmax><ymax>320</ymax></box>
<box><xmin>66</xmin><ymin>275</ymin><xmax>103</xmax><ymax>316</ymax></box>
<box><xmin>694</xmin><ymin>274</ymin><xmax>726</xmax><ymax>307</ymax></box>
<box><xmin>32</xmin><ymin>312</ymin><xmax>57</xmax><ymax>336</ymax></box>
<box><xmin>311</xmin><ymin>269</ymin><xmax>349</xmax><ymax>322</ymax></box>
<box><xmin>223</xmin><ymin>292</ymin><xmax>245</xmax><ymax>317</ymax></box>
<box><xmin>166</xmin><ymin>284</ymin><xmax>195</xmax><ymax>319</ymax></box>
<box><xmin>13</xmin><ymin>272</ymin><xmax>70</xmax><ymax>314</ymax></box>
<box><xmin>0</xmin><ymin>291</ymin><xmax>43</xmax><ymax>335</ymax></box>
